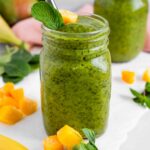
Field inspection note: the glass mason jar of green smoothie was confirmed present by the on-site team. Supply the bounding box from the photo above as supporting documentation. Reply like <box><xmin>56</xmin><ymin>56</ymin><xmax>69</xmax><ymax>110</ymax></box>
<box><xmin>40</xmin><ymin>14</ymin><xmax>111</xmax><ymax>136</ymax></box>
<box><xmin>94</xmin><ymin>0</ymin><xmax>148</xmax><ymax>62</ymax></box>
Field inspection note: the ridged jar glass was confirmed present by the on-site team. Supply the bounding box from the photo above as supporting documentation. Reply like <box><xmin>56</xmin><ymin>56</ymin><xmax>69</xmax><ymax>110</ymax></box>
<box><xmin>40</xmin><ymin>14</ymin><xmax>111</xmax><ymax>137</ymax></box>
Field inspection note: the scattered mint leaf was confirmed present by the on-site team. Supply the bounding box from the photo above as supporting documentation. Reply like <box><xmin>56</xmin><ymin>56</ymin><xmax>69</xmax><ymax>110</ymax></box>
<box><xmin>73</xmin><ymin>128</ymin><xmax>98</xmax><ymax>150</ymax></box>
<box><xmin>86</xmin><ymin>143</ymin><xmax>98</xmax><ymax>150</ymax></box>
<box><xmin>73</xmin><ymin>143</ymin><xmax>88</xmax><ymax>150</ymax></box>
<box><xmin>11</xmin><ymin>48</ymin><xmax>32</xmax><ymax>62</ymax></box>
<box><xmin>0</xmin><ymin>66</ymin><xmax>5</xmax><ymax>75</ymax></box>
<box><xmin>0</xmin><ymin>46</ymin><xmax>17</xmax><ymax>65</ymax></box>
<box><xmin>82</xmin><ymin>128</ymin><xmax>96</xmax><ymax>145</ymax></box>
<box><xmin>0</xmin><ymin>45</ymin><xmax>40</xmax><ymax>83</ymax></box>
<box><xmin>4</xmin><ymin>59</ymin><xmax>31</xmax><ymax>78</ymax></box>
<box><xmin>31</xmin><ymin>1</ymin><xmax>64</xmax><ymax>29</ymax></box>
<box><xmin>130</xmin><ymin>88</ymin><xmax>150</xmax><ymax>108</ymax></box>
<box><xmin>29</xmin><ymin>54</ymin><xmax>40</xmax><ymax>64</ymax></box>
<box><xmin>145</xmin><ymin>82</ymin><xmax>150</xmax><ymax>93</ymax></box>
<box><xmin>2</xmin><ymin>73</ymin><xmax>23</xmax><ymax>84</ymax></box>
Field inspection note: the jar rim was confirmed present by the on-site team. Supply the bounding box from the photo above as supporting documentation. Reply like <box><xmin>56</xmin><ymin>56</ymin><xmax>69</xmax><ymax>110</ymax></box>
<box><xmin>42</xmin><ymin>13</ymin><xmax>109</xmax><ymax>36</ymax></box>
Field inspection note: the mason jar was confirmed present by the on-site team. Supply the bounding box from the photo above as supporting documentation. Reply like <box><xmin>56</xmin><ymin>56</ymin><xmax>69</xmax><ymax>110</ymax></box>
<box><xmin>40</xmin><ymin>14</ymin><xmax>111</xmax><ymax>136</ymax></box>
<box><xmin>94</xmin><ymin>0</ymin><xmax>148</xmax><ymax>62</ymax></box>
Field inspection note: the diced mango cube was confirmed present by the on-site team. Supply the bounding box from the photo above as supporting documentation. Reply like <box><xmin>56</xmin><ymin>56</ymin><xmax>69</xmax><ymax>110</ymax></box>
<box><xmin>59</xmin><ymin>9</ymin><xmax>78</xmax><ymax>24</ymax></box>
<box><xmin>122</xmin><ymin>71</ymin><xmax>135</xmax><ymax>84</ymax></box>
<box><xmin>0</xmin><ymin>96</ymin><xmax>18</xmax><ymax>108</ymax></box>
<box><xmin>43</xmin><ymin>135</ymin><xmax>64</xmax><ymax>150</ymax></box>
<box><xmin>0</xmin><ymin>106</ymin><xmax>24</xmax><ymax>125</ymax></box>
<box><xmin>57</xmin><ymin>125</ymin><xmax>82</xmax><ymax>149</ymax></box>
<box><xmin>19</xmin><ymin>98</ymin><xmax>37</xmax><ymax>116</ymax></box>
<box><xmin>0</xmin><ymin>89</ymin><xmax>5</xmax><ymax>98</ymax></box>
<box><xmin>10</xmin><ymin>88</ymin><xmax>24</xmax><ymax>103</ymax></box>
<box><xmin>142</xmin><ymin>68</ymin><xmax>150</xmax><ymax>82</ymax></box>
<box><xmin>3</xmin><ymin>83</ymin><xmax>14</xmax><ymax>94</ymax></box>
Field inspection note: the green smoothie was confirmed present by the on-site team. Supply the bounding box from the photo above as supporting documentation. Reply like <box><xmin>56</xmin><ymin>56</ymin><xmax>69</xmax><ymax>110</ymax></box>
<box><xmin>40</xmin><ymin>15</ymin><xmax>111</xmax><ymax>136</ymax></box>
<box><xmin>94</xmin><ymin>0</ymin><xmax>148</xmax><ymax>62</ymax></box>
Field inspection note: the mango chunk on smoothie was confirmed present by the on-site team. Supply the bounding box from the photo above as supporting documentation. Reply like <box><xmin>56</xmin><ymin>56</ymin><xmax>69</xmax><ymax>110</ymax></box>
<box><xmin>59</xmin><ymin>10</ymin><xmax>78</xmax><ymax>24</ymax></box>
<box><xmin>57</xmin><ymin>125</ymin><xmax>82</xmax><ymax>149</ymax></box>
<box><xmin>0</xmin><ymin>106</ymin><xmax>24</xmax><ymax>125</ymax></box>
<box><xmin>19</xmin><ymin>98</ymin><xmax>37</xmax><ymax>116</ymax></box>
<box><xmin>143</xmin><ymin>68</ymin><xmax>150</xmax><ymax>82</ymax></box>
<box><xmin>0</xmin><ymin>135</ymin><xmax>28</xmax><ymax>150</ymax></box>
<box><xmin>43</xmin><ymin>135</ymin><xmax>64</xmax><ymax>150</ymax></box>
<box><xmin>122</xmin><ymin>71</ymin><xmax>135</xmax><ymax>84</ymax></box>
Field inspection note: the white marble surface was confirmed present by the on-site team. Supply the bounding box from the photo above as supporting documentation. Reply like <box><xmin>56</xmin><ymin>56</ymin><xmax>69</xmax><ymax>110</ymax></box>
<box><xmin>0</xmin><ymin>51</ymin><xmax>150</xmax><ymax>150</ymax></box>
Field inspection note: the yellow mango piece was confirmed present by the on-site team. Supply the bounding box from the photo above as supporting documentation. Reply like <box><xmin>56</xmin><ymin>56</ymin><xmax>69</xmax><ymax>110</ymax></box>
<box><xmin>19</xmin><ymin>98</ymin><xmax>37</xmax><ymax>116</ymax></box>
<box><xmin>10</xmin><ymin>88</ymin><xmax>24</xmax><ymax>102</ymax></box>
<box><xmin>0</xmin><ymin>89</ymin><xmax>5</xmax><ymax>98</ymax></box>
<box><xmin>0</xmin><ymin>96</ymin><xmax>18</xmax><ymax>108</ymax></box>
<box><xmin>142</xmin><ymin>68</ymin><xmax>150</xmax><ymax>82</ymax></box>
<box><xmin>0</xmin><ymin>135</ymin><xmax>28</xmax><ymax>150</ymax></box>
<box><xmin>59</xmin><ymin>10</ymin><xmax>78</xmax><ymax>24</ymax></box>
<box><xmin>57</xmin><ymin>125</ymin><xmax>82</xmax><ymax>149</ymax></box>
<box><xmin>122</xmin><ymin>71</ymin><xmax>135</xmax><ymax>84</ymax></box>
<box><xmin>0</xmin><ymin>106</ymin><xmax>24</xmax><ymax>125</ymax></box>
<box><xmin>3</xmin><ymin>82</ymin><xmax>14</xmax><ymax>94</ymax></box>
<box><xmin>43</xmin><ymin>135</ymin><xmax>64</xmax><ymax>150</ymax></box>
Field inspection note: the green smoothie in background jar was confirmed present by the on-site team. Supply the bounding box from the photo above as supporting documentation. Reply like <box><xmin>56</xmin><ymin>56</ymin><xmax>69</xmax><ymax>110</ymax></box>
<box><xmin>32</xmin><ymin>2</ymin><xmax>111</xmax><ymax>137</ymax></box>
<box><xmin>94</xmin><ymin>0</ymin><xmax>148</xmax><ymax>62</ymax></box>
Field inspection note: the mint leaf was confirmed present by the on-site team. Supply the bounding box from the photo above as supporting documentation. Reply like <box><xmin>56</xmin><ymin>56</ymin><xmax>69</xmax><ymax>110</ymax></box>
<box><xmin>73</xmin><ymin>143</ymin><xmax>88</xmax><ymax>150</ymax></box>
<box><xmin>130</xmin><ymin>88</ymin><xmax>150</xmax><ymax>108</ymax></box>
<box><xmin>73</xmin><ymin>142</ymin><xmax>98</xmax><ymax>150</ymax></box>
<box><xmin>145</xmin><ymin>82</ymin><xmax>150</xmax><ymax>93</ymax></box>
<box><xmin>4</xmin><ymin>59</ymin><xmax>31</xmax><ymax>78</ymax></box>
<box><xmin>73</xmin><ymin>128</ymin><xmax>99</xmax><ymax>150</ymax></box>
<box><xmin>82</xmin><ymin>128</ymin><xmax>96</xmax><ymax>145</ymax></box>
<box><xmin>31</xmin><ymin>1</ymin><xmax>64</xmax><ymax>29</ymax></box>
<box><xmin>86</xmin><ymin>143</ymin><xmax>98</xmax><ymax>150</ymax></box>
<box><xmin>2</xmin><ymin>74</ymin><xmax>23</xmax><ymax>84</ymax></box>
<box><xmin>29</xmin><ymin>54</ymin><xmax>40</xmax><ymax>64</ymax></box>
<box><xmin>12</xmin><ymin>49</ymin><xmax>32</xmax><ymax>62</ymax></box>
<box><xmin>0</xmin><ymin>66</ymin><xmax>4</xmax><ymax>75</ymax></box>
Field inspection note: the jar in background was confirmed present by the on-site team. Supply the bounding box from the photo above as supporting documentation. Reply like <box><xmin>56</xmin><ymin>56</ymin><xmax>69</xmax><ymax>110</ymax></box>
<box><xmin>94</xmin><ymin>0</ymin><xmax>148</xmax><ymax>62</ymax></box>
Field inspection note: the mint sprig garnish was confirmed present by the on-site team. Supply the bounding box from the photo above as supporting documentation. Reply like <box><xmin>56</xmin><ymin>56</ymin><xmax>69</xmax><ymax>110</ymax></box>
<box><xmin>31</xmin><ymin>1</ymin><xmax>64</xmax><ymax>30</ymax></box>
<box><xmin>73</xmin><ymin>128</ymin><xmax>98</xmax><ymax>150</ymax></box>
<box><xmin>130</xmin><ymin>82</ymin><xmax>150</xmax><ymax>108</ymax></box>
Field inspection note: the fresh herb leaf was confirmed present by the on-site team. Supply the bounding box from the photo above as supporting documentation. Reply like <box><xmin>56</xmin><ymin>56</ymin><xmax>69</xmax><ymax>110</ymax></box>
<box><xmin>2</xmin><ymin>73</ymin><xmax>23</xmax><ymax>84</ymax></box>
<box><xmin>73</xmin><ymin>143</ymin><xmax>88</xmax><ymax>150</ymax></box>
<box><xmin>29</xmin><ymin>54</ymin><xmax>40</xmax><ymax>71</ymax></box>
<box><xmin>145</xmin><ymin>82</ymin><xmax>150</xmax><ymax>93</ymax></box>
<box><xmin>0</xmin><ymin>46</ymin><xmax>17</xmax><ymax>65</ymax></box>
<box><xmin>29</xmin><ymin>54</ymin><xmax>40</xmax><ymax>64</ymax></box>
<box><xmin>4</xmin><ymin>59</ymin><xmax>31</xmax><ymax>78</ymax></box>
<box><xmin>130</xmin><ymin>88</ymin><xmax>150</xmax><ymax>108</ymax></box>
<box><xmin>31</xmin><ymin>1</ymin><xmax>64</xmax><ymax>29</ymax></box>
<box><xmin>11</xmin><ymin>49</ymin><xmax>32</xmax><ymax>62</ymax></box>
<box><xmin>86</xmin><ymin>143</ymin><xmax>98</xmax><ymax>150</ymax></box>
<box><xmin>0</xmin><ymin>45</ymin><xmax>39</xmax><ymax>83</ymax></box>
<box><xmin>0</xmin><ymin>66</ymin><xmax>5</xmax><ymax>75</ymax></box>
<box><xmin>73</xmin><ymin>128</ymin><xmax>98</xmax><ymax>150</ymax></box>
<box><xmin>82</xmin><ymin>128</ymin><xmax>96</xmax><ymax>145</ymax></box>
